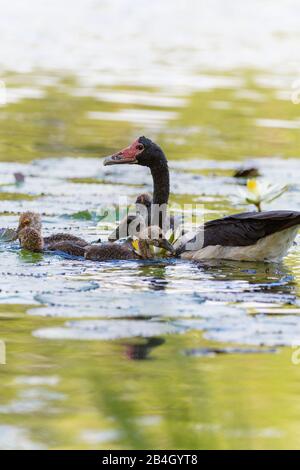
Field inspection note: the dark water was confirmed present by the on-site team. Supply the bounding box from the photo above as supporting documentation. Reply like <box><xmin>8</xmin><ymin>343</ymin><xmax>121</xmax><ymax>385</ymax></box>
<box><xmin>1</xmin><ymin>0</ymin><xmax>300</xmax><ymax>449</ymax></box>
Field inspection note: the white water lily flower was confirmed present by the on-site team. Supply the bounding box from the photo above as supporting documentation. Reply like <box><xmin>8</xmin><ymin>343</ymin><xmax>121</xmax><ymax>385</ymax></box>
<box><xmin>238</xmin><ymin>179</ymin><xmax>289</xmax><ymax>212</ymax></box>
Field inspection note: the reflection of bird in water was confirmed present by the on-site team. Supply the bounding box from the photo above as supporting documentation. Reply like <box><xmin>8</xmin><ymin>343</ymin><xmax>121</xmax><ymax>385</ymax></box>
<box><xmin>123</xmin><ymin>337</ymin><xmax>165</xmax><ymax>360</ymax></box>
<box><xmin>149</xmin><ymin>277</ymin><xmax>169</xmax><ymax>291</ymax></box>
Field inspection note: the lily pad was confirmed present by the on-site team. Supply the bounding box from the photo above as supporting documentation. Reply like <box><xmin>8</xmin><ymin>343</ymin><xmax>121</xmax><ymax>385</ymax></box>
<box><xmin>68</xmin><ymin>210</ymin><xmax>96</xmax><ymax>221</ymax></box>
<box><xmin>0</xmin><ymin>228</ymin><xmax>18</xmax><ymax>243</ymax></box>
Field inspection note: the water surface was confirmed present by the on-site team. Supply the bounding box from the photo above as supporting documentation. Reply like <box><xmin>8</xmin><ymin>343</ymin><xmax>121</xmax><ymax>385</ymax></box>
<box><xmin>1</xmin><ymin>0</ymin><xmax>300</xmax><ymax>450</ymax></box>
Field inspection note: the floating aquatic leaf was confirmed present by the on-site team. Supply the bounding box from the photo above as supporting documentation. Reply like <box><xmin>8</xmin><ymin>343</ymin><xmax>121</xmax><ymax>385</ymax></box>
<box><xmin>0</xmin><ymin>228</ymin><xmax>17</xmax><ymax>243</ymax></box>
<box><xmin>68</xmin><ymin>210</ymin><xmax>95</xmax><ymax>220</ymax></box>
<box><xmin>33</xmin><ymin>319</ymin><xmax>188</xmax><ymax>341</ymax></box>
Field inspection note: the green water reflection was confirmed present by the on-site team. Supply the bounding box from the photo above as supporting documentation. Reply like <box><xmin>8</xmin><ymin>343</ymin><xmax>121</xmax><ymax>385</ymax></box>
<box><xmin>0</xmin><ymin>69</ymin><xmax>300</xmax><ymax>449</ymax></box>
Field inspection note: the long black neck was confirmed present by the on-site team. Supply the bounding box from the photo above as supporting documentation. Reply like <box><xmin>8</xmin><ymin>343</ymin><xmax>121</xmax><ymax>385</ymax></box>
<box><xmin>150</xmin><ymin>158</ymin><xmax>170</xmax><ymax>206</ymax></box>
<box><xmin>149</xmin><ymin>153</ymin><xmax>170</xmax><ymax>230</ymax></box>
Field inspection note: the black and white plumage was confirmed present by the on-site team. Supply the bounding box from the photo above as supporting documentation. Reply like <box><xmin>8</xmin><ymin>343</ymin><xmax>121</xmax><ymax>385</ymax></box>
<box><xmin>104</xmin><ymin>137</ymin><xmax>300</xmax><ymax>262</ymax></box>
<box><xmin>174</xmin><ymin>211</ymin><xmax>300</xmax><ymax>262</ymax></box>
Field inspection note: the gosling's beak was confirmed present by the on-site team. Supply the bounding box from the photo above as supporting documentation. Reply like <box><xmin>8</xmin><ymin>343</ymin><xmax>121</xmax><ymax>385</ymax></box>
<box><xmin>103</xmin><ymin>142</ymin><xmax>139</xmax><ymax>166</ymax></box>
<box><xmin>158</xmin><ymin>239</ymin><xmax>176</xmax><ymax>254</ymax></box>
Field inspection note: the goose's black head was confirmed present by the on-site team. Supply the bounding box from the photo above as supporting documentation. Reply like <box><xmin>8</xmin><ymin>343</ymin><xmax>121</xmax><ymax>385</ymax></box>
<box><xmin>103</xmin><ymin>136</ymin><xmax>167</xmax><ymax>169</ymax></box>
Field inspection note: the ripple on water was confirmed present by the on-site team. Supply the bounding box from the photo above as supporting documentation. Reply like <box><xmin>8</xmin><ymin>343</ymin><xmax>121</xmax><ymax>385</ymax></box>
<box><xmin>1</xmin><ymin>0</ymin><xmax>300</xmax><ymax>451</ymax></box>
<box><xmin>1</xmin><ymin>142</ymin><xmax>300</xmax><ymax>352</ymax></box>
<box><xmin>180</xmin><ymin>314</ymin><xmax>300</xmax><ymax>347</ymax></box>
<box><xmin>33</xmin><ymin>319</ymin><xmax>188</xmax><ymax>341</ymax></box>
<box><xmin>28</xmin><ymin>282</ymin><xmax>300</xmax><ymax>347</ymax></box>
